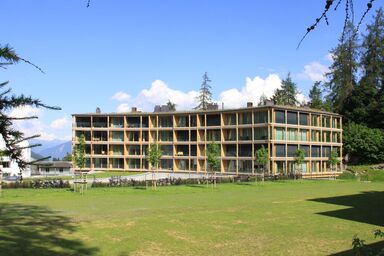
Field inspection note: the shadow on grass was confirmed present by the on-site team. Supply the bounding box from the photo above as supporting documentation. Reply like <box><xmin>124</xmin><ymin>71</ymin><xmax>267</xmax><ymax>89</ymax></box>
<box><xmin>330</xmin><ymin>240</ymin><xmax>384</xmax><ymax>256</ymax></box>
<box><xmin>0</xmin><ymin>203</ymin><xmax>98</xmax><ymax>256</ymax></box>
<box><xmin>308</xmin><ymin>191</ymin><xmax>384</xmax><ymax>226</ymax></box>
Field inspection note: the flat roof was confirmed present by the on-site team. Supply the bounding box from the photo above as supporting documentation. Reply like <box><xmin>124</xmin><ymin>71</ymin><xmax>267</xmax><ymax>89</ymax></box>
<box><xmin>72</xmin><ymin>105</ymin><xmax>341</xmax><ymax>117</ymax></box>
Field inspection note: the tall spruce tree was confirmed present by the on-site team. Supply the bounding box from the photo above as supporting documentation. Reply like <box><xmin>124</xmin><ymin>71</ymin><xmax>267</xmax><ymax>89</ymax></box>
<box><xmin>0</xmin><ymin>45</ymin><xmax>59</xmax><ymax>169</ymax></box>
<box><xmin>325</xmin><ymin>22</ymin><xmax>359</xmax><ymax>115</ymax></box>
<box><xmin>344</xmin><ymin>8</ymin><xmax>384</xmax><ymax>127</ymax></box>
<box><xmin>272</xmin><ymin>73</ymin><xmax>298</xmax><ymax>106</ymax></box>
<box><xmin>195</xmin><ymin>72</ymin><xmax>213</xmax><ymax>110</ymax></box>
<box><xmin>309</xmin><ymin>81</ymin><xmax>323</xmax><ymax>109</ymax></box>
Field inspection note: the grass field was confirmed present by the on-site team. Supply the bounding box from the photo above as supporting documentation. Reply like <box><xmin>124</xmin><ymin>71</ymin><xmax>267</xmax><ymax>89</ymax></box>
<box><xmin>0</xmin><ymin>180</ymin><xmax>383</xmax><ymax>255</ymax></box>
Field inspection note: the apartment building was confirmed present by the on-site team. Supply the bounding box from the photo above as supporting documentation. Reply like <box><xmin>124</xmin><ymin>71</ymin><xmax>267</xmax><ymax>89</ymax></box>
<box><xmin>72</xmin><ymin>103</ymin><xmax>343</xmax><ymax>177</ymax></box>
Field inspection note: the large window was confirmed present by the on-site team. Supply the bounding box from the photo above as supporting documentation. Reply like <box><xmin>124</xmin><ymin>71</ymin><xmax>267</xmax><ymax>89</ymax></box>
<box><xmin>287</xmin><ymin>145</ymin><xmax>298</xmax><ymax>157</ymax></box>
<box><xmin>275</xmin><ymin>144</ymin><xmax>285</xmax><ymax>157</ymax></box>
<box><xmin>287</xmin><ymin>112</ymin><xmax>298</xmax><ymax>125</ymax></box>
<box><xmin>299</xmin><ymin>130</ymin><xmax>308</xmax><ymax>141</ymax></box>
<box><xmin>275</xmin><ymin>111</ymin><xmax>285</xmax><ymax>123</ymax></box>
<box><xmin>206</xmin><ymin>115</ymin><xmax>221</xmax><ymax>126</ymax></box>
<box><xmin>322</xmin><ymin>146</ymin><xmax>331</xmax><ymax>158</ymax></box>
<box><xmin>239</xmin><ymin>112</ymin><xmax>252</xmax><ymax>125</ymax></box>
<box><xmin>254</xmin><ymin>111</ymin><xmax>267</xmax><ymax>123</ymax></box>
<box><xmin>254</xmin><ymin>127</ymin><xmax>268</xmax><ymax>140</ymax></box>
<box><xmin>311</xmin><ymin>115</ymin><xmax>319</xmax><ymax>127</ymax></box>
<box><xmin>287</xmin><ymin>128</ymin><xmax>297</xmax><ymax>141</ymax></box>
<box><xmin>239</xmin><ymin>128</ymin><xmax>252</xmax><ymax>141</ymax></box>
<box><xmin>275</xmin><ymin>128</ymin><xmax>285</xmax><ymax>140</ymax></box>
<box><xmin>311</xmin><ymin>146</ymin><xmax>320</xmax><ymax>157</ymax></box>
<box><xmin>299</xmin><ymin>113</ymin><xmax>309</xmax><ymax>126</ymax></box>
<box><xmin>300</xmin><ymin>145</ymin><xmax>310</xmax><ymax>157</ymax></box>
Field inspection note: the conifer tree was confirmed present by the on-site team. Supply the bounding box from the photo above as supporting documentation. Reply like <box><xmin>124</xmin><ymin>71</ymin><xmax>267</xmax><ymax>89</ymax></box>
<box><xmin>309</xmin><ymin>81</ymin><xmax>323</xmax><ymax>109</ymax></box>
<box><xmin>195</xmin><ymin>72</ymin><xmax>213</xmax><ymax>110</ymax></box>
<box><xmin>0</xmin><ymin>44</ymin><xmax>59</xmax><ymax>169</ymax></box>
<box><xmin>272</xmin><ymin>73</ymin><xmax>298</xmax><ymax>106</ymax></box>
<box><xmin>325</xmin><ymin>22</ymin><xmax>359</xmax><ymax>114</ymax></box>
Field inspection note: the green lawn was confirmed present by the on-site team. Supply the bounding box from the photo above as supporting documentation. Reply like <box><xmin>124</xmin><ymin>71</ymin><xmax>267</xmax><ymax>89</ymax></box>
<box><xmin>0</xmin><ymin>180</ymin><xmax>383</xmax><ymax>255</ymax></box>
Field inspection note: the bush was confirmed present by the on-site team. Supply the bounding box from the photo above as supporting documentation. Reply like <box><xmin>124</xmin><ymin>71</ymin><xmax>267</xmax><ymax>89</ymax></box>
<box><xmin>2</xmin><ymin>179</ymin><xmax>70</xmax><ymax>189</ymax></box>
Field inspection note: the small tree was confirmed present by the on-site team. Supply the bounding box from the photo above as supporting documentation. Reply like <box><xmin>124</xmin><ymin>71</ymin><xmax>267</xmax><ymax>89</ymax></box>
<box><xmin>166</xmin><ymin>100</ymin><xmax>176</xmax><ymax>111</ymax></box>
<box><xmin>73</xmin><ymin>134</ymin><xmax>86</xmax><ymax>172</ymax></box>
<box><xmin>255</xmin><ymin>146</ymin><xmax>268</xmax><ymax>182</ymax></box>
<box><xmin>329</xmin><ymin>149</ymin><xmax>341</xmax><ymax>172</ymax></box>
<box><xmin>206</xmin><ymin>141</ymin><xmax>220</xmax><ymax>187</ymax></box>
<box><xmin>294</xmin><ymin>148</ymin><xmax>305</xmax><ymax>179</ymax></box>
<box><xmin>195</xmin><ymin>72</ymin><xmax>213</xmax><ymax>110</ymax></box>
<box><xmin>146</xmin><ymin>142</ymin><xmax>162</xmax><ymax>190</ymax></box>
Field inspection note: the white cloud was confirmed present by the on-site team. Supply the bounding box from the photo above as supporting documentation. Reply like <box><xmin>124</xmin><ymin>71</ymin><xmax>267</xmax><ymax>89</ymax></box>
<box><xmin>117</xmin><ymin>103</ymin><xmax>130</xmax><ymax>113</ymax></box>
<box><xmin>298</xmin><ymin>61</ymin><xmax>329</xmax><ymax>82</ymax></box>
<box><xmin>219</xmin><ymin>74</ymin><xmax>282</xmax><ymax>108</ymax></box>
<box><xmin>50</xmin><ymin>117</ymin><xmax>71</xmax><ymax>129</ymax></box>
<box><xmin>116</xmin><ymin>80</ymin><xmax>199</xmax><ymax>112</ymax></box>
<box><xmin>111</xmin><ymin>91</ymin><xmax>131</xmax><ymax>101</ymax></box>
<box><xmin>8</xmin><ymin>106</ymin><xmax>70</xmax><ymax>141</ymax></box>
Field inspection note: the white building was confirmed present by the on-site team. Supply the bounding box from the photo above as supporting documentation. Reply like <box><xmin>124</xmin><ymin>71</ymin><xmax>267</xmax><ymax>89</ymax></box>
<box><xmin>0</xmin><ymin>137</ymin><xmax>32</xmax><ymax>178</ymax></box>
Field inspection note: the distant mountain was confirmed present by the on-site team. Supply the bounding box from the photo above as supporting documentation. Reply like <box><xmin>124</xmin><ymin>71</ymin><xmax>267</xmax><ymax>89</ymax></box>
<box><xmin>36</xmin><ymin>141</ymin><xmax>72</xmax><ymax>160</ymax></box>
<box><xmin>31</xmin><ymin>151</ymin><xmax>45</xmax><ymax>160</ymax></box>
<box><xmin>31</xmin><ymin>139</ymin><xmax>70</xmax><ymax>153</ymax></box>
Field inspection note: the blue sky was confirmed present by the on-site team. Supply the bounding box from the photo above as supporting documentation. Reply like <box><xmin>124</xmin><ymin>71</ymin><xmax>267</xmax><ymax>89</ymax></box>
<box><xmin>2</xmin><ymin>0</ymin><xmax>383</xmax><ymax>141</ymax></box>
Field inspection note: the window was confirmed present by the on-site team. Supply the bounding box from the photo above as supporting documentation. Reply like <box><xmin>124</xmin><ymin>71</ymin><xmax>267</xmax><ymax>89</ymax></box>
<box><xmin>275</xmin><ymin>144</ymin><xmax>285</xmax><ymax>157</ymax></box>
<box><xmin>275</xmin><ymin>128</ymin><xmax>285</xmax><ymax>140</ymax></box>
<box><xmin>0</xmin><ymin>161</ymin><xmax>9</xmax><ymax>168</ymax></box>
<box><xmin>275</xmin><ymin>111</ymin><xmax>285</xmax><ymax>123</ymax></box>
<box><xmin>254</xmin><ymin>111</ymin><xmax>267</xmax><ymax>123</ymax></box>
<box><xmin>299</xmin><ymin>113</ymin><xmax>309</xmax><ymax>125</ymax></box>
<box><xmin>311</xmin><ymin>130</ymin><xmax>320</xmax><ymax>142</ymax></box>
<box><xmin>254</xmin><ymin>127</ymin><xmax>268</xmax><ymax>140</ymax></box>
<box><xmin>59</xmin><ymin>168</ymin><xmax>64</xmax><ymax>173</ymax></box>
<box><xmin>287</xmin><ymin>145</ymin><xmax>298</xmax><ymax>157</ymax></box>
<box><xmin>287</xmin><ymin>128</ymin><xmax>297</xmax><ymax>141</ymax></box>
<box><xmin>300</xmin><ymin>130</ymin><xmax>308</xmax><ymax>141</ymax></box>
<box><xmin>311</xmin><ymin>146</ymin><xmax>320</xmax><ymax>157</ymax></box>
<box><xmin>300</xmin><ymin>145</ymin><xmax>310</xmax><ymax>157</ymax></box>
<box><xmin>322</xmin><ymin>146</ymin><xmax>331</xmax><ymax>158</ymax></box>
<box><xmin>311</xmin><ymin>115</ymin><xmax>319</xmax><ymax>127</ymax></box>
<box><xmin>45</xmin><ymin>168</ymin><xmax>50</xmax><ymax>173</ymax></box>
<box><xmin>287</xmin><ymin>112</ymin><xmax>298</xmax><ymax>125</ymax></box>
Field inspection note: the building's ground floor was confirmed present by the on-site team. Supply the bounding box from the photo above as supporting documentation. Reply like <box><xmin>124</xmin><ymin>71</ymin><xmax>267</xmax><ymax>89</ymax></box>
<box><xmin>82</xmin><ymin>156</ymin><xmax>342</xmax><ymax>178</ymax></box>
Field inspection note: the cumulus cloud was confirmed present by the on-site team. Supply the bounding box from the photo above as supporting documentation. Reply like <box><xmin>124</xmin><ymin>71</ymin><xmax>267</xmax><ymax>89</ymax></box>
<box><xmin>298</xmin><ymin>61</ymin><xmax>329</xmax><ymax>82</ymax></box>
<box><xmin>117</xmin><ymin>103</ymin><xmax>130</xmax><ymax>113</ymax></box>
<box><xmin>114</xmin><ymin>80</ymin><xmax>198</xmax><ymax>112</ymax></box>
<box><xmin>8</xmin><ymin>106</ymin><xmax>70</xmax><ymax>141</ymax></box>
<box><xmin>219</xmin><ymin>74</ymin><xmax>282</xmax><ymax>108</ymax></box>
<box><xmin>50</xmin><ymin>117</ymin><xmax>71</xmax><ymax>129</ymax></box>
<box><xmin>111</xmin><ymin>91</ymin><xmax>131</xmax><ymax>101</ymax></box>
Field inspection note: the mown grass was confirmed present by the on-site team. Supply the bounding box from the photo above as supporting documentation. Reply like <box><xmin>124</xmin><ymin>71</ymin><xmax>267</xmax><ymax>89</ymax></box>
<box><xmin>0</xmin><ymin>180</ymin><xmax>383</xmax><ymax>255</ymax></box>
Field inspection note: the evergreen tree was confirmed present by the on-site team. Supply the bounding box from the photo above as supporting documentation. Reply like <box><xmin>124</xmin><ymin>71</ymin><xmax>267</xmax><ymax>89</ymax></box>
<box><xmin>0</xmin><ymin>45</ymin><xmax>59</xmax><ymax>169</ymax></box>
<box><xmin>166</xmin><ymin>100</ymin><xmax>176</xmax><ymax>111</ymax></box>
<box><xmin>309</xmin><ymin>81</ymin><xmax>323</xmax><ymax>109</ymax></box>
<box><xmin>343</xmin><ymin>9</ymin><xmax>384</xmax><ymax>126</ymax></box>
<box><xmin>195</xmin><ymin>72</ymin><xmax>213</xmax><ymax>110</ymax></box>
<box><xmin>272</xmin><ymin>73</ymin><xmax>298</xmax><ymax>106</ymax></box>
<box><xmin>325</xmin><ymin>22</ymin><xmax>359</xmax><ymax>114</ymax></box>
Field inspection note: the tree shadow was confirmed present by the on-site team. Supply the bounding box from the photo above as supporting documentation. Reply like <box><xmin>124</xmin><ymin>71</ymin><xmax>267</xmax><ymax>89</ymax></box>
<box><xmin>0</xmin><ymin>203</ymin><xmax>99</xmax><ymax>256</ymax></box>
<box><xmin>308</xmin><ymin>191</ymin><xmax>384</xmax><ymax>226</ymax></box>
<box><xmin>330</xmin><ymin>240</ymin><xmax>384</xmax><ymax>255</ymax></box>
